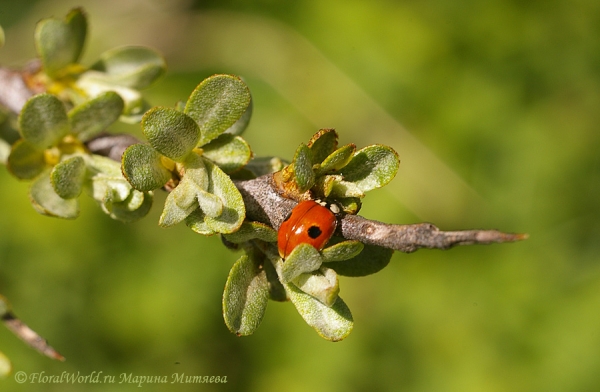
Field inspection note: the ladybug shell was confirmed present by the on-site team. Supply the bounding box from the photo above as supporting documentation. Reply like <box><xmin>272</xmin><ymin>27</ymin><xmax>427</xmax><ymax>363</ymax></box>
<box><xmin>277</xmin><ymin>200</ymin><xmax>337</xmax><ymax>259</ymax></box>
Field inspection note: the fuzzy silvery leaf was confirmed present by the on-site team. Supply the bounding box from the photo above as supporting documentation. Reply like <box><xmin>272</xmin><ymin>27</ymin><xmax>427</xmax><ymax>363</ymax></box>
<box><xmin>285</xmin><ymin>282</ymin><xmax>353</xmax><ymax>342</ymax></box>
<box><xmin>184</xmin><ymin>75</ymin><xmax>251</xmax><ymax>146</ymax></box>
<box><xmin>317</xmin><ymin>143</ymin><xmax>356</xmax><ymax>173</ymax></box>
<box><xmin>90</xmin><ymin>46</ymin><xmax>165</xmax><ymax>89</ymax></box>
<box><xmin>34</xmin><ymin>8</ymin><xmax>87</xmax><ymax>78</ymax></box>
<box><xmin>202</xmin><ymin>134</ymin><xmax>252</xmax><ymax>174</ymax></box>
<box><xmin>69</xmin><ymin>91</ymin><xmax>124</xmax><ymax>141</ymax></box>
<box><xmin>7</xmin><ymin>140</ymin><xmax>46</xmax><ymax>180</ymax></box>
<box><xmin>202</xmin><ymin>158</ymin><xmax>245</xmax><ymax>234</ymax></box>
<box><xmin>280</xmin><ymin>243</ymin><xmax>323</xmax><ymax>283</ymax></box>
<box><xmin>321</xmin><ymin>240</ymin><xmax>364</xmax><ymax>262</ymax></box>
<box><xmin>292</xmin><ymin>143</ymin><xmax>314</xmax><ymax>193</ymax></box>
<box><xmin>50</xmin><ymin>155</ymin><xmax>86</xmax><ymax>199</ymax></box>
<box><xmin>30</xmin><ymin>170</ymin><xmax>79</xmax><ymax>219</ymax></box>
<box><xmin>222</xmin><ymin>221</ymin><xmax>278</xmax><ymax>244</ymax></box>
<box><xmin>18</xmin><ymin>94</ymin><xmax>69</xmax><ymax>150</ymax></box>
<box><xmin>142</xmin><ymin>107</ymin><xmax>201</xmax><ymax>161</ymax></box>
<box><xmin>222</xmin><ymin>254</ymin><xmax>269</xmax><ymax>336</ymax></box>
<box><xmin>339</xmin><ymin>145</ymin><xmax>400</xmax><ymax>192</ymax></box>
<box><xmin>121</xmin><ymin>143</ymin><xmax>172</xmax><ymax>192</ymax></box>
<box><xmin>307</xmin><ymin>129</ymin><xmax>338</xmax><ymax>165</ymax></box>
<box><xmin>292</xmin><ymin>267</ymin><xmax>339</xmax><ymax>307</ymax></box>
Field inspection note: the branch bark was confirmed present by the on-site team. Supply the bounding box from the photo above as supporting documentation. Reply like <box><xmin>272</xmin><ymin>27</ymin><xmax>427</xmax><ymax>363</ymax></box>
<box><xmin>234</xmin><ymin>175</ymin><xmax>527</xmax><ymax>253</ymax></box>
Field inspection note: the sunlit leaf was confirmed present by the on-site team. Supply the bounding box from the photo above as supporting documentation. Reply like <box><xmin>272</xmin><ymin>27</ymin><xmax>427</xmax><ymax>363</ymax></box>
<box><xmin>339</xmin><ymin>145</ymin><xmax>400</xmax><ymax>192</ymax></box>
<box><xmin>308</xmin><ymin>128</ymin><xmax>338</xmax><ymax>164</ymax></box>
<box><xmin>317</xmin><ymin>143</ymin><xmax>356</xmax><ymax>174</ymax></box>
<box><xmin>121</xmin><ymin>143</ymin><xmax>172</xmax><ymax>192</ymax></box>
<box><xmin>6</xmin><ymin>140</ymin><xmax>46</xmax><ymax>180</ymax></box>
<box><xmin>50</xmin><ymin>155</ymin><xmax>86</xmax><ymax>199</ymax></box>
<box><xmin>34</xmin><ymin>8</ymin><xmax>87</xmax><ymax>77</ymax></box>
<box><xmin>286</xmin><ymin>282</ymin><xmax>353</xmax><ymax>341</ymax></box>
<box><xmin>292</xmin><ymin>143</ymin><xmax>314</xmax><ymax>193</ymax></box>
<box><xmin>281</xmin><ymin>243</ymin><xmax>323</xmax><ymax>283</ymax></box>
<box><xmin>30</xmin><ymin>170</ymin><xmax>79</xmax><ymax>219</ymax></box>
<box><xmin>292</xmin><ymin>267</ymin><xmax>339</xmax><ymax>307</ymax></box>
<box><xmin>222</xmin><ymin>221</ymin><xmax>278</xmax><ymax>244</ymax></box>
<box><xmin>18</xmin><ymin>94</ymin><xmax>69</xmax><ymax>149</ymax></box>
<box><xmin>223</xmin><ymin>254</ymin><xmax>269</xmax><ymax>336</ymax></box>
<box><xmin>203</xmin><ymin>158</ymin><xmax>245</xmax><ymax>233</ymax></box>
<box><xmin>202</xmin><ymin>134</ymin><xmax>252</xmax><ymax>174</ymax></box>
<box><xmin>142</xmin><ymin>107</ymin><xmax>200</xmax><ymax>161</ymax></box>
<box><xmin>69</xmin><ymin>91</ymin><xmax>124</xmax><ymax>141</ymax></box>
<box><xmin>224</xmin><ymin>96</ymin><xmax>253</xmax><ymax>136</ymax></box>
<box><xmin>185</xmin><ymin>74</ymin><xmax>252</xmax><ymax>146</ymax></box>
<box><xmin>321</xmin><ymin>240</ymin><xmax>364</xmax><ymax>262</ymax></box>
<box><xmin>91</xmin><ymin>46</ymin><xmax>166</xmax><ymax>89</ymax></box>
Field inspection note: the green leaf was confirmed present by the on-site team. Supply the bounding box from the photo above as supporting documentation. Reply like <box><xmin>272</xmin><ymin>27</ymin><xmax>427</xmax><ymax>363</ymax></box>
<box><xmin>339</xmin><ymin>145</ymin><xmax>400</xmax><ymax>192</ymax></box>
<box><xmin>102</xmin><ymin>190</ymin><xmax>153</xmax><ymax>223</ymax></box>
<box><xmin>69</xmin><ymin>91</ymin><xmax>124</xmax><ymax>141</ymax></box>
<box><xmin>34</xmin><ymin>8</ymin><xmax>87</xmax><ymax>77</ymax></box>
<box><xmin>308</xmin><ymin>129</ymin><xmax>338</xmax><ymax>164</ymax></box>
<box><xmin>7</xmin><ymin>140</ymin><xmax>46</xmax><ymax>180</ymax></box>
<box><xmin>317</xmin><ymin>144</ymin><xmax>356</xmax><ymax>174</ymax></box>
<box><xmin>329</xmin><ymin>179</ymin><xmax>365</xmax><ymax>198</ymax></box>
<box><xmin>181</xmin><ymin>152</ymin><xmax>209</xmax><ymax>189</ymax></box>
<box><xmin>19</xmin><ymin>94</ymin><xmax>69</xmax><ymax>149</ymax></box>
<box><xmin>292</xmin><ymin>267</ymin><xmax>339</xmax><ymax>307</ymax></box>
<box><xmin>196</xmin><ymin>189</ymin><xmax>224</xmax><ymax>218</ymax></box>
<box><xmin>160</xmin><ymin>188</ymin><xmax>199</xmax><ymax>227</ymax></box>
<box><xmin>142</xmin><ymin>107</ymin><xmax>200</xmax><ymax>161</ymax></box>
<box><xmin>30</xmin><ymin>171</ymin><xmax>79</xmax><ymax>219</ymax></box>
<box><xmin>159</xmin><ymin>154</ymin><xmax>213</xmax><ymax>227</ymax></box>
<box><xmin>203</xmin><ymin>158</ymin><xmax>246</xmax><ymax>234</ymax></box>
<box><xmin>184</xmin><ymin>75</ymin><xmax>252</xmax><ymax>146</ymax></box>
<box><xmin>91</xmin><ymin>46</ymin><xmax>166</xmax><ymax>89</ymax></box>
<box><xmin>224</xmin><ymin>96</ymin><xmax>253</xmax><ymax>136</ymax></box>
<box><xmin>322</xmin><ymin>240</ymin><xmax>364</xmax><ymax>262</ymax></box>
<box><xmin>325</xmin><ymin>243</ymin><xmax>393</xmax><ymax>277</ymax></box>
<box><xmin>222</xmin><ymin>221</ymin><xmax>278</xmax><ymax>244</ymax></box>
<box><xmin>292</xmin><ymin>143</ymin><xmax>315</xmax><ymax>193</ymax></box>
<box><xmin>281</xmin><ymin>243</ymin><xmax>323</xmax><ymax>283</ymax></box>
<box><xmin>286</xmin><ymin>282</ymin><xmax>353</xmax><ymax>341</ymax></box>
<box><xmin>121</xmin><ymin>143</ymin><xmax>172</xmax><ymax>191</ymax></box>
<box><xmin>185</xmin><ymin>208</ymin><xmax>216</xmax><ymax>235</ymax></box>
<box><xmin>75</xmin><ymin>71</ymin><xmax>148</xmax><ymax>123</ymax></box>
<box><xmin>50</xmin><ymin>156</ymin><xmax>86</xmax><ymax>199</ymax></box>
<box><xmin>202</xmin><ymin>134</ymin><xmax>252</xmax><ymax>174</ymax></box>
<box><xmin>223</xmin><ymin>254</ymin><xmax>269</xmax><ymax>336</ymax></box>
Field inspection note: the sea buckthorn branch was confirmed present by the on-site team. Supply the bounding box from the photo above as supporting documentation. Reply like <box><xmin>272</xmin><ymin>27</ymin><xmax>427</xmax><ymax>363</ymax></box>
<box><xmin>234</xmin><ymin>174</ymin><xmax>526</xmax><ymax>252</ymax></box>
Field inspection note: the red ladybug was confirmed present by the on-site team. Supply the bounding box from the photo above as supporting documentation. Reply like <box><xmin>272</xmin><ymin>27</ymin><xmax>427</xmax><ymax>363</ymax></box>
<box><xmin>277</xmin><ymin>200</ymin><xmax>337</xmax><ymax>259</ymax></box>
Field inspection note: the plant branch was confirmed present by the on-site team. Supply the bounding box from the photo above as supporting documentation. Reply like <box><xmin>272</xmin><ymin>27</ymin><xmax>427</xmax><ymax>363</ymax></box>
<box><xmin>0</xmin><ymin>65</ymin><xmax>527</xmax><ymax>253</ymax></box>
<box><xmin>234</xmin><ymin>175</ymin><xmax>527</xmax><ymax>252</ymax></box>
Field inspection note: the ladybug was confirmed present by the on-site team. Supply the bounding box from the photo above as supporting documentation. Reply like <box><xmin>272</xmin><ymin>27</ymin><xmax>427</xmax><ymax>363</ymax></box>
<box><xmin>277</xmin><ymin>200</ymin><xmax>337</xmax><ymax>259</ymax></box>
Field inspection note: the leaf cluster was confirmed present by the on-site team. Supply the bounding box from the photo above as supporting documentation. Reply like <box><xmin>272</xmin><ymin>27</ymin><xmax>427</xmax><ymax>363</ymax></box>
<box><xmin>221</xmin><ymin>129</ymin><xmax>399</xmax><ymax>340</ymax></box>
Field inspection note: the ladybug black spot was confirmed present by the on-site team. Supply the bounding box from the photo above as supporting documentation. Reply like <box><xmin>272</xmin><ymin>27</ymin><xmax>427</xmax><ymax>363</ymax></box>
<box><xmin>307</xmin><ymin>226</ymin><xmax>322</xmax><ymax>239</ymax></box>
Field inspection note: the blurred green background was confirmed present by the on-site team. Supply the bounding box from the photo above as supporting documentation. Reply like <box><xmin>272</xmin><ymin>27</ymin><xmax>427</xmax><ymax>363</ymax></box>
<box><xmin>1</xmin><ymin>0</ymin><xmax>599</xmax><ymax>391</ymax></box>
